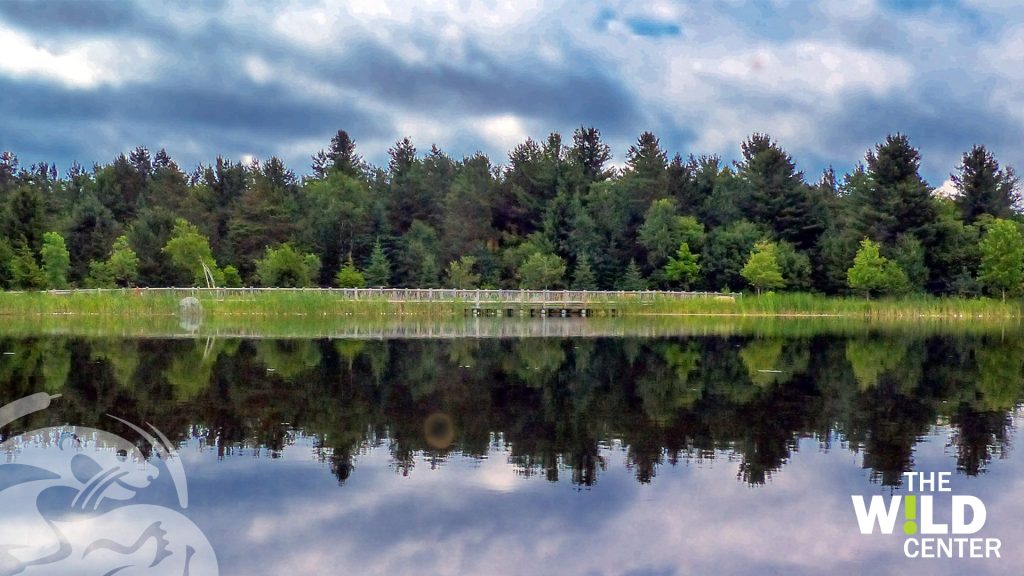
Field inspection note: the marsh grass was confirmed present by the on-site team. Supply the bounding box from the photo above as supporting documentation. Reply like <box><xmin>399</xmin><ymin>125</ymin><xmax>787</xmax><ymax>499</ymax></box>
<box><xmin>620</xmin><ymin>292</ymin><xmax>1021</xmax><ymax>318</ymax></box>
<box><xmin>0</xmin><ymin>289</ymin><xmax>1019</xmax><ymax>320</ymax></box>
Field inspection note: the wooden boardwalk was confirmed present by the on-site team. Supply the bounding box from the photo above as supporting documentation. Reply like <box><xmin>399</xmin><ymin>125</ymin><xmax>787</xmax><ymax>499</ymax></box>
<box><xmin>40</xmin><ymin>287</ymin><xmax>739</xmax><ymax>316</ymax></box>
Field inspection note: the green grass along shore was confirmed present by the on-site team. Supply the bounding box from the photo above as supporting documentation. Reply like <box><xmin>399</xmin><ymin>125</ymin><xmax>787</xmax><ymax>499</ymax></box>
<box><xmin>0</xmin><ymin>289</ymin><xmax>1019</xmax><ymax>319</ymax></box>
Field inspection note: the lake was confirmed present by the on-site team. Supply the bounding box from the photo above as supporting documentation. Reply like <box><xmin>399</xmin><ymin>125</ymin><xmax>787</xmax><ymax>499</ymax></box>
<box><xmin>1</xmin><ymin>318</ymin><xmax>1022</xmax><ymax>575</ymax></box>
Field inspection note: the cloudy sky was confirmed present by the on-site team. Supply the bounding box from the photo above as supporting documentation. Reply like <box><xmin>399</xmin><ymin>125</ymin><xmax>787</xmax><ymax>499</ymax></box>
<box><xmin>1</xmin><ymin>0</ymin><xmax>1021</xmax><ymax>186</ymax></box>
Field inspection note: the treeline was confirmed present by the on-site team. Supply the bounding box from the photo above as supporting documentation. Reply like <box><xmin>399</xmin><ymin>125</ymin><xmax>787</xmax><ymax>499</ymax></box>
<box><xmin>0</xmin><ymin>128</ymin><xmax>1020</xmax><ymax>295</ymax></box>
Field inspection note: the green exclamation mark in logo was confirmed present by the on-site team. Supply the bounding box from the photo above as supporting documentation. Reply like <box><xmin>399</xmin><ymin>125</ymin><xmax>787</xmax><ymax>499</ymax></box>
<box><xmin>903</xmin><ymin>495</ymin><xmax>918</xmax><ymax>535</ymax></box>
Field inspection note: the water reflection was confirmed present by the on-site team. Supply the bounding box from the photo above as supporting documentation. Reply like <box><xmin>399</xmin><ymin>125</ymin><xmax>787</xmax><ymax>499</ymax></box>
<box><xmin>1</xmin><ymin>332</ymin><xmax>1020</xmax><ymax>488</ymax></box>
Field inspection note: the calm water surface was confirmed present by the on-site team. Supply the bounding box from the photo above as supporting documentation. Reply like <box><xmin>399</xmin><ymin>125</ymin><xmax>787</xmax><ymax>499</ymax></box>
<box><xmin>1</xmin><ymin>320</ymin><xmax>1023</xmax><ymax>575</ymax></box>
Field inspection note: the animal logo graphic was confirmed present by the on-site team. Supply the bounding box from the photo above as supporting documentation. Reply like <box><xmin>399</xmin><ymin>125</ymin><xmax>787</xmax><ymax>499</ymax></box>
<box><xmin>0</xmin><ymin>393</ymin><xmax>219</xmax><ymax>575</ymax></box>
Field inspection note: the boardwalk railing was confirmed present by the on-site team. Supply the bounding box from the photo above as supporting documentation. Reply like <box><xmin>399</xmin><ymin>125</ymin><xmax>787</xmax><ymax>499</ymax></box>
<box><xmin>35</xmin><ymin>287</ymin><xmax>740</xmax><ymax>303</ymax></box>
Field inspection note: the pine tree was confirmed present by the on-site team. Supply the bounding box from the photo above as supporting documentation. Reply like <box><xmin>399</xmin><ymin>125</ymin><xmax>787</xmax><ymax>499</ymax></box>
<box><xmin>364</xmin><ymin>239</ymin><xmax>391</xmax><ymax>287</ymax></box>
<box><xmin>617</xmin><ymin>259</ymin><xmax>647</xmax><ymax>290</ymax></box>
<box><xmin>312</xmin><ymin>129</ymin><xmax>363</xmax><ymax>178</ymax></box>
<box><xmin>9</xmin><ymin>243</ymin><xmax>46</xmax><ymax>290</ymax></box>
<box><xmin>571</xmin><ymin>253</ymin><xmax>598</xmax><ymax>290</ymax></box>
<box><xmin>863</xmin><ymin>134</ymin><xmax>935</xmax><ymax>243</ymax></box>
<box><xmin>953</xmin><ymin>145</ymin><xmax>1020</xmax><ymax>223</ymax></box>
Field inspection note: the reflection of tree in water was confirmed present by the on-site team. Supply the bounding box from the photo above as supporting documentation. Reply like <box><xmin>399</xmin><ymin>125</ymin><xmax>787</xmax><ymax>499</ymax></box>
<box><xmin>845</xmin><ymin>338</ymin><xmax>906</xmax><ymax>390</ymax></box>
<box><xmin>89</xmin><ymin>339</ymin><xmax>140</xmax><ymax>390</ymax></box>
<box><xmin>2</xmin><ymin>331</ymin><xmax>1024</xmax><ymax>488</ymax></box>
<box><xmin>949</xmin><ymin>406</ymin><xmax>1011</xmax><ymax>476</ymax></box>
<box><xmin>974</xmin><ymin>339</ymin><xmax>1024</xmax><ymax>411</ymax></box>
<box><xmin>253</xmin><ymin>340</ymin><xmax>322</xmax><ymax>381</ymax></box>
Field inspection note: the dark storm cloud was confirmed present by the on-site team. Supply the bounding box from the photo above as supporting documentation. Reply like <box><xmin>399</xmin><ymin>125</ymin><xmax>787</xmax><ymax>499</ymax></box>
<box><xmin>0</xmin><ymin>0</ymin><xmax>1021</xmax><ymax>183</ymax></box>
<box><xmin>305</xmin><ymin>35</ymin><xmax>639</xmax><ymax>133</ymax></box>
<box><xmin>0</xmin><ymin>74</ymin><xmax>392</xmax><ymax>171</ymax></box>
<box><xmin>0</xmin><ymin>0</ymin><xmax>145</xmax><ymax>34</ymax></box>
<box><xmin>829</xmin><ymin>88</ymin><xmax>1020</xmax><ymax>183</ymax></box>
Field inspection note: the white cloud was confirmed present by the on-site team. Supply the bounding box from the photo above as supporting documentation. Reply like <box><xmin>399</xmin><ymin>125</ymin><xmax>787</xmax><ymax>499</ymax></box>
<box><xmin>933</xmin><ymin>178</ymin><xmax>958</xmax><ymax>199</ymax></box>
<box><xmin>477</xmin><ymin>114</ymin><xmax>530</xmax><ymax>155</ymax></box>
<box><xmin>243</xmin><ymin>55</ymin><xmax>273</xmax><ymax>84</ymax></box>
<box><xmin>0</xmin><ymin>24</ymin><xmax>153</xmax><ymax>89</ymax></box>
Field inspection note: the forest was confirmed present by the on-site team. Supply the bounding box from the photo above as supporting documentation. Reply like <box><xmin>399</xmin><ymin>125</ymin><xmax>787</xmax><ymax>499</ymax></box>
<box><xmin>0</xmin><ymin>128</ymin><xmax>1020</xmax><ymax>296</ymax></box>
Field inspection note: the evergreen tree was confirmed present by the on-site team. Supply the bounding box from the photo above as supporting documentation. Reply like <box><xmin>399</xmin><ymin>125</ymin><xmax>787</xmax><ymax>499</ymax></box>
<box><xmin>364</xmin><ymin>239</ymin><xmax>392</xmax><ymax>287</ymax></box>
<box><xmin>0</xmin><ymin>238</ymin><xmax>13</xmax><ymax>289</ymax></box>
<box><xmin>301</xmin><ymin>170</ymin><xmax>377</xmax><ymax>285</ymax></box>
<box><xmin>862</xmin><ymin>134</ymin><xmax>935</xmax><ymax>243</ymax></box>
<box><xmin>736</xmin><ymin>134</ymin><xmax>824</xmax><ymax>250</ymax></box>
<box><xmin>622</xmin><ymin>132</ymin><xmax>669</xmax><ymax>210</ymax></box>
<box><xmin>397</xmin><ymin>220</ymin><xmax>440</xmax><ymax>287</ymax></box>
<box><xmin>570</xmin><ymin>126</ymin><xmax>613</xmax><ymax>183</ymax></box>
<box><xmin>617</xmin><ymin>259</ymin><xmax>647</xmax><ymax>290</ymax></box>
<box><xmin>9</xmin><ymin>243</ymin><xmax>46</xmax><ymax>290</ymax></box>
<box><xmin>312</xmin><ymin>129</ymin><xmax>363</xmax><ymax>178</ymax></box>
<box><xmin>892</xmin><ymin>234</ymin><xmax>928</xmax><ymax>293</ymax></box>
<box><xmin>638</xmin><ymin>199</ymin><xmax>683</xmax><ymax>269</ymax></box>
<box><xmin>441</xmin><ymin>154</ymin><xmax>497</xmax><ymax>262</ymax></box>
<box><xmin>2</xmin><ymin>184</ymin><xmax>47</xmax><ymax>250</ymax></box>
<box><xmin>952</xmin><ymin>145</ymin><xmax>1020</xmax><ymax>223</ymax></box>
<box><xmin>571</xmin><ymin>253</ymin><xmax>598</xmax><ymax>290</ymax></box>
<box><xmin>499</xmin><ymin>134</ymin><xmax>563</xmax><ymax>236</ymax></box>
<box><xmin>702</xmin><ymin>220</ymin><xmax>763</xmax><ymax>291</ymax></box>
<box><xmin>67</xmin><ymin>193</ymin><xmax>120</xmax><ymax>282</ymax></box>
<box><xmin>775</xmin><ymin>241</ymin><xmax>812</xmax><ymax>292</ymax></box>
<box><xmin>127</xmin><ymin>207</ymin><xmax>178</xmax><ymax>286</ymax></box>
<box><xmin>227</xmin><ymin>157</ymin><xmax>298</xmax><ymax>278</ymax></box>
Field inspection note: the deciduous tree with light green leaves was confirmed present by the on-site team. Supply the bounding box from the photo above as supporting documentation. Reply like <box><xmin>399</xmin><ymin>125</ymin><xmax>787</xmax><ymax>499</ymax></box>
<box><xmin>107</xmin><ymin>235</ymin><xmax>139</xmax><ymax>287</ymax></box>
<box><xmin>517</xmin><ymin>252</ymin><xmax>565</xmax><ymax>289</ymax></box>
<box><xmin>445</xmin><ymin>255</ymin><xmax>480</xmax><ymax>289</ymax></box>
<box><xmin>162</xmin><ymin>219</ymin><xmax>221</xmax><ymax>287</ymax></box>
<box><xmin>40</xmin><ymin>232</ymin><xmax>70</xmax><ymax>289</ymax></box>
<box><xmin>741</xmin><ymin>240</ymin><xmax>784</xmax><ymax>294</ymax></box>
<box><xmin>256</xmin><ymin>243</ymin><xmax>320</xmax><ymax>287</ymax></box>
<box><xmin>847</xmin><ymin>238</ymin><xmax>908</xmax><ymax>298</ymax></box>
<box><xmin>335</xmin><ymin>254</ymin><xmax>366</xmax><ymax>288</ymax></box>
<box><xmin>978</xmin><ymin>218</ymin><xmax>1024</xmax><ymax>301</ymax></box>
<box><xmin>664</xmin><ymin>242</ymin><xmax>700</xmax><ymax>289</ymax></box>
